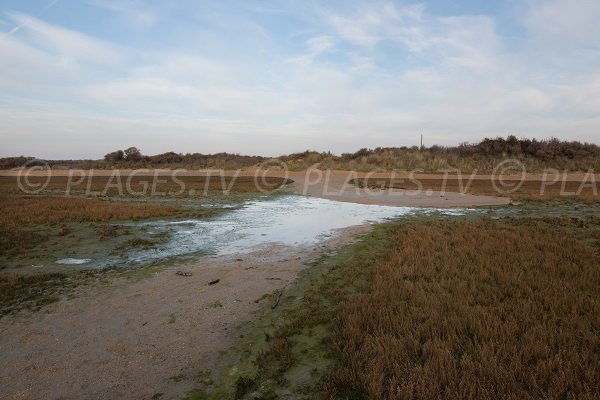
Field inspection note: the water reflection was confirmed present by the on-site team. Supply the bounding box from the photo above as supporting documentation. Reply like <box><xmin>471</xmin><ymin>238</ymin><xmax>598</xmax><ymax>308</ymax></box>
<box><xmin>56</xmin><ymin>194</ymin><xmax>598</xmax><ymax>269</ymax></box>
<box><xmin>114</xmin><ymin>195</ymin><xmax>472</xmax><ymax>267</ymax></box>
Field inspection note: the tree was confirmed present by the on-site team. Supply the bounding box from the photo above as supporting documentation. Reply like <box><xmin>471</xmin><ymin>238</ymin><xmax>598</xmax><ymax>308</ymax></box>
<box><xmin>124</xmin><ymin>147</ymin><xmax>142</xmax><ymax>162</ymax></box>
<box><xmin>104</xmin><ymin>150</ymin><xmax>124</xmax><ymax>163</ymax></box>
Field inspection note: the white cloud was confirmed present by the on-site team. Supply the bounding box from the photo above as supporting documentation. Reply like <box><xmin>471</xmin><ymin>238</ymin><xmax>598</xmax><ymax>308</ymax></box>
<box><xmin>524</xmin><ymin>0</ymin><xmax>600</xmax><ymax>48</ymax></box>
<box><xmin>7</xmin><ymin>12</ymin><xmax>125</xmax><ymax>65</ymax></box>
<box><xmin>1</xmin><ymin>1</ymin><xmax>599</xmax><ymax>158</ymax></box>
<box><xmin>288</xmin><ymin>35</ymin><xmax>335</xmax><ymax>65</ymax></box>
<box><xmin>0</xmin><ymin>33</ymin><xmax>78</xmax><ymax>92</ymax></box>
<box><xmin>306</xmin><ymin>35</ymin><xmax>335</xmax><ymax>55</ymax></box>
<box><xmin>325</xmin><ymin>3</ymin><xmax>429</xmax><ymax>50</ymax></box>
<box><xmin>85</xmin><ymin>0</ymin><xmax>157</xmax><ymax>27</ymax></box>
<box><xmin>328</xmin><ymin>14</ymin><xmax>380</xmax><ymax>46</ymax></box>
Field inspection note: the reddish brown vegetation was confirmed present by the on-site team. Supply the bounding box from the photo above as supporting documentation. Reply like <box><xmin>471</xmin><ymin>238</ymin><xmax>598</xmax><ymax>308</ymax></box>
<box><xmin>0</xmin><ymin>195</ymin><xmax>177</xmax><ymax>226</ymax></box>
<box><xmin>0</xmin><ymin>175</ymin><xmax>293</xmax><ymax>195</ymax></box>
<box><xmin>324</xmin><ymin>218</ymin><xmax>600</xmax><ymax>399</ymax></box>
<box><xmin>0</xmin><ymin>195</ymin><xmax>178</xmax><ymax>257</ymax></box>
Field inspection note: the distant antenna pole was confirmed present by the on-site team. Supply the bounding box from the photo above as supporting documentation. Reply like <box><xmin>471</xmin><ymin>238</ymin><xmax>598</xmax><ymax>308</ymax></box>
<box><xmin>420</xmin><ymin>134</ymin><xmax>423</xmax><ymax>149</ymax></box>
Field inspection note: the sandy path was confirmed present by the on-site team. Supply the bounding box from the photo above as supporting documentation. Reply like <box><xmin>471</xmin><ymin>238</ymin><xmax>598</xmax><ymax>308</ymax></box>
<box><xmin>0</xmin><ymin>227</ymin><xmax>367</xmax><ymax>400</ymax></box>
<box><xmin>281</xmin><ymin>169</ymin><xmax>512</xmax><ymax>207</ymax></box>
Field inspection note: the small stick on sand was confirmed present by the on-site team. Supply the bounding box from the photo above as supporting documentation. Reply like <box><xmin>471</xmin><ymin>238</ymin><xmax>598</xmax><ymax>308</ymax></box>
<box><xmin>271</xmin><ymin>291</ymin><xmax>282</xmax><ymax>309</ymax></box>
<box><xmin>271</xmin><ymin>285</ymin><xmax>288</xmax><ymax>309</ymax></box>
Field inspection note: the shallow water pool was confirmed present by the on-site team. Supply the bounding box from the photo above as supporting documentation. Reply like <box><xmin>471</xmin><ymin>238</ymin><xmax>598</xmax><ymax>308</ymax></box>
<box><xmin>49</xmin><ymin>195</ymin><xmax>599</xmax><ymax>269</ymax></box>
<box><xmin>94</xmin><ymin>195</ymin><xmax>471</xmax><ymax>267</ymax></box>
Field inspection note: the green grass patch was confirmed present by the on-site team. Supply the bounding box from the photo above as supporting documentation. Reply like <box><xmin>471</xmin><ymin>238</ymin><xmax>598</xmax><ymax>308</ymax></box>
<box><xmin>0</xmin><ymin>272</ymin><xmax>71</xmax><ymax>316</ymax></box>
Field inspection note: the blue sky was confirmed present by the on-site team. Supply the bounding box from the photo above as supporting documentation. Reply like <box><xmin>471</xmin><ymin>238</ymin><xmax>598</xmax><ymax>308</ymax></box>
<box><xmin>1</xmin><ymin>0</ymin><xmax>599</xmax><ymax>158</ymax></box>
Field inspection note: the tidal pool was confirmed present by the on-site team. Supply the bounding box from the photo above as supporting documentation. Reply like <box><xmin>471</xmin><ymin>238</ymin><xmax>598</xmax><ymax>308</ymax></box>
<box><xmin>40</xmin><ymin>195</ymin><xmax>599</xmax><ymax>270</ymax></box>
<box><xmin>110</xmin><ymin>195</ymin><xmax>472</xmax><ymax>267</ymax></box>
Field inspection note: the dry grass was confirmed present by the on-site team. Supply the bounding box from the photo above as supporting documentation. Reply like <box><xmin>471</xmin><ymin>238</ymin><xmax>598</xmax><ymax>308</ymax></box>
<box><xmin>0</xmin><ymin>194</ymin><xmax>178</xmax><ymax>257</ymax></box>
<box><xmin>0</xmin><ymin>175</ymin><xmax>293</xmax><ymax>195</ymax></box>
<box><xmin>323</xmin><ymin>218</ymin><xmax>600</xmax><ymax>399</ymax></box>
<box><xmin>352</xmin><ymin>177</ymin><xmax>599</xmax><ymax>202</ymax></box>
<box><xmin>0</xmin><ymin>195</ymin><xmax>178</xmax><ymax>227</ymax></box>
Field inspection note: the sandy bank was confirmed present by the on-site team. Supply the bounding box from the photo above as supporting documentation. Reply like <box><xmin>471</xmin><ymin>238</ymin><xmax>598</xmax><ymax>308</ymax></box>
<box><xmin>0</xmin><ymin>226</ymin><xmax>368</xmax><ymax>400</ymax></box>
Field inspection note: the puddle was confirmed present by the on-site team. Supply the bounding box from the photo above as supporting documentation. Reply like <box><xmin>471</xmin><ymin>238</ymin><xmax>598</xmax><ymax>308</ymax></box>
<box><xmin>56</xmin><ymin>258</ymin><xmax>92</xmax><ymax>265</ymax></box>
<box><xmin>117</xmin><ymin>195</ymin><xmax>475</xmax><ymax>267</ymax></box>
<box><xmin>46</xmin><ymin>196</ymin><xmax>600</xmax><ymax>270</ymax></box>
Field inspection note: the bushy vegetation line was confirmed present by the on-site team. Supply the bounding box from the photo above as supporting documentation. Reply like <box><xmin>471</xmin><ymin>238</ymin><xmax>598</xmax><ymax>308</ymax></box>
<box><xmin>280</xmin><ymin>136</ymin><xmax>599</xmax><ymax>171</ymax></box>
<box><xmin>2</xmin><ymin>136</ymin><xmax>598</xmax><ymax>171</ymax></box>
<box><xmin>0</xmin><ymin>149</ymin><xmax>265</xmax><ymax>170</ymax></box>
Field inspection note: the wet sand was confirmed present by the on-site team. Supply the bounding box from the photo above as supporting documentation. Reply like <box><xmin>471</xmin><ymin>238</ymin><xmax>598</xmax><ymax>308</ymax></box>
<box><xmin>0</xmin><ymin>226</ymin><xmax>369</xmax><ymax>400</ymax></box>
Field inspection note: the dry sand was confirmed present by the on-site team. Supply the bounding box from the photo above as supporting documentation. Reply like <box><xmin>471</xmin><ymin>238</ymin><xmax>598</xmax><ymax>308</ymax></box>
<box><xmin>281</xmin><ymin>169</ymin><xmax>512</xmax><ymax>207</ymax></box>
<box><xmin>0</xmin><ymin>226</ymin><xmax>369</xmax><ymax>400</ymax></box>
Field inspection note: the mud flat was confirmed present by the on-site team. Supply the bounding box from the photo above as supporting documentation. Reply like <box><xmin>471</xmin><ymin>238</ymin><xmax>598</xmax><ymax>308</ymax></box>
<box><xmin>0</xmin><ymin>225</ymin><xmax>369</xmax><ymax>400</ymax></box>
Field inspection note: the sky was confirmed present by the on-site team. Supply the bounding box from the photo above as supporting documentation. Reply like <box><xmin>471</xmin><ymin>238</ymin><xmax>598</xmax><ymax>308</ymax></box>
<box><xmin>0</xmin><ymin>0</ymin><xmax>599</xmax><ymax>159</ymax></box>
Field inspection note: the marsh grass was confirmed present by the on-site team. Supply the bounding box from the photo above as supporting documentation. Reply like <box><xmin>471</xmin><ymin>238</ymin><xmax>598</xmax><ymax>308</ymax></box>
<box><xmin>0</xmin><ymin>191</ymin><xmax>232</xmax><ymax>259</ymax></box>
<box><xmin>0</xmin><ymin>195</ymin><xmax>179</xmax><ymax>226</ymax></box>
<box><xmin>0</xmin><ymin>194</ymin><xmax>179</xmax><ymax>258</ymax></box>
<box><xmin>0</xmin><ymin>174</ymin><xmax>290</xmax><ymax>257</ymax></box>
<box><xmin>0</xmin><ymin>272</ymin><xmax>71</xmax><ymax>316</ymax></box>
<box><xmin>96</xmin><ymin>224</ymin><xmax>130</xmax><ymax>239</ymax></box>
<box><xmin>0</xmin><ymin>226</ymin><xmax>47</xmax><ymax>259</ymax></box>
<box><xmin>189</xmin><ymin>215</ymin><xmax>600</xmax><ymax>399</ymax></box>
<box><xmin>323</xmin><ymin>217</ymin><xmax>600</xmax><ymax>399</ymax></box>
<box><xmin>0</xmin><ymin>175</ymin><xmax>293</xmax><ymax>196</ymax></box>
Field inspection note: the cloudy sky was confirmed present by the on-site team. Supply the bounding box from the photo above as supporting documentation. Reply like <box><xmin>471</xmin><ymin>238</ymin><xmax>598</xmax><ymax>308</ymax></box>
<box><xmin>1</xmin><ymin>0</ymin><xmax>599</xmax><ymax>158</ymax></box>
